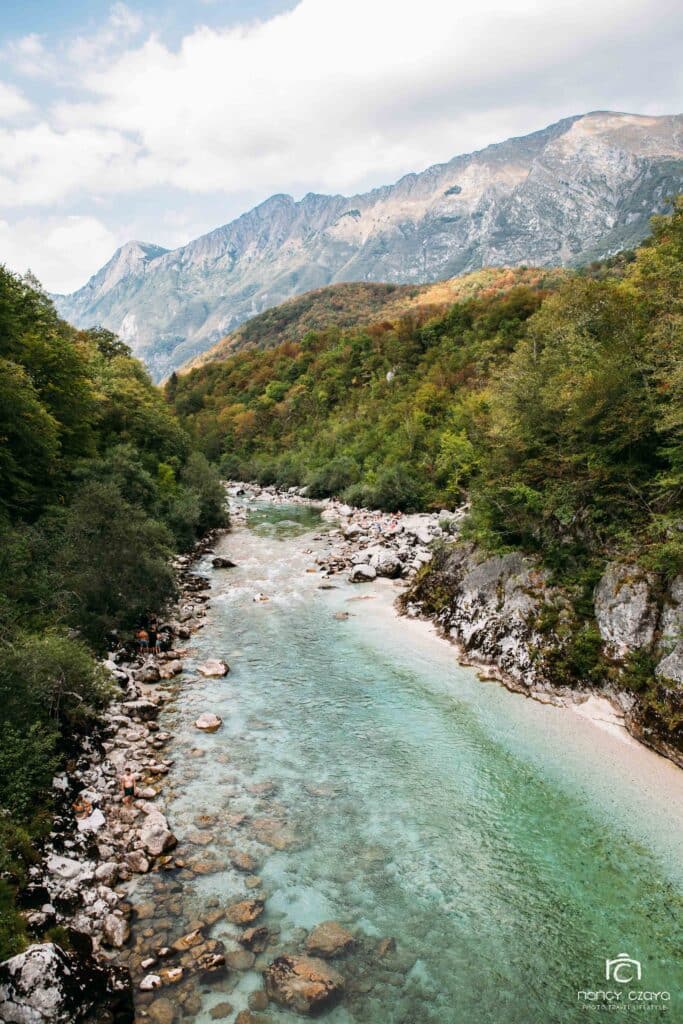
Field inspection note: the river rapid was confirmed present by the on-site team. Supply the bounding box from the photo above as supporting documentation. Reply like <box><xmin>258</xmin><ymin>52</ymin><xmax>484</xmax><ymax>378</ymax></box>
<box><xmin>126</xmin><ymin>499</ymin><xmax>683</xmax><ymax>1023</ymax></box>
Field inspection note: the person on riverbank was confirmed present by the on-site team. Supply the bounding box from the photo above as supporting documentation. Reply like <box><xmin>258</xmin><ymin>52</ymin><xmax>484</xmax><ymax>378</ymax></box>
<box><xmin>148</xmin><ymin>620</ymin><xmax>159</xmax><ymax>655</ymax></box>
<box><xmin>120</xmin><ymin>767</ymin><xmax>138</xmax><ymax>806</ymax></box>
<box><xmin>136</xmin><ymin>627</ymin><xmax>149</xmax><ymax>655</ymax></box>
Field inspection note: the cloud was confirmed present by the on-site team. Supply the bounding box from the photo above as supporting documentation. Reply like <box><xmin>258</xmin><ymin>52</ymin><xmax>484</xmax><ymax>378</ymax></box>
<box><xmin>0</xmin><ymin>0</ymin><xmax>681</xmax><ymax>289</ymax></box>
<box><xmin>0</xmin><ymin>215</ymin><xmax>121</xmax><ymax>293</ymax></box>
<box><xmin>4</xmin><ymin>0</ymin><xmax>682</xmax><ymax>204</ymax></box>
<box><xmin>0</xmin><ymin>81</ymin><xmax>32</xmax><ymax>119</ymax></box>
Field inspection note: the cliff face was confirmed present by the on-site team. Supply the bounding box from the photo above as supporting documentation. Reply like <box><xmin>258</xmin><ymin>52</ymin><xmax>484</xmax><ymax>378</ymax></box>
<box><xmin>54</xmin><ymin>112</ymin><xmax>683</xmax><ymax>380</ymax></box>
<box><xmin>401</xmin><ymin>544</ymin><xmax>683</xmax><ymax>767</ymax></box>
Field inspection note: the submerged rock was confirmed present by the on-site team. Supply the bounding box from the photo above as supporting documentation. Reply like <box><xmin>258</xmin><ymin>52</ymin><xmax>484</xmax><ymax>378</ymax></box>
<box><xmin>197</xmin><ymin>659</ymin><xmax>230</xmax><ymax>677</ymax></box>
<box><xmin>305</xmin><ymin>921</ymin><xmax>355</xmax><ymax>958</ymax></box>
<box><xmin>226</xmin><ymin>898</ymin><xmax>265</xmax><ymax>925</ymax></box>
<box><xmin>195</xmin><ymin>712</ymin><xmax>223</xmax><ymax>732</ymax></box>
<box><xmin>264</xmin><ymin>954</ymin><xmax>344</xmax><ymax>1015</ymax></box>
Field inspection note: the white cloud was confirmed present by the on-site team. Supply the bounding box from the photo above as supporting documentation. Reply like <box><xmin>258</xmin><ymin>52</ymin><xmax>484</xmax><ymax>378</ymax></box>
<box><xmin>0</xmin><ymin>215</ymin><xmax>121</xmax><ymax>293</ymax></box>
<box><xmin>0</xmin><ymin>0</ymin><xmax>680</xmax><ymax>289</ymax></box>
<box><xmin>0</xmin><ymin>81</ymin><xmax>32</xmax><ymax>119</ymax></box>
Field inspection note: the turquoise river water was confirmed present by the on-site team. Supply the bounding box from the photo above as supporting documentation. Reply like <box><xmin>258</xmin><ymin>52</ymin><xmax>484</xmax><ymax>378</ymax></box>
<box><xmin>128</xmin><ymin>500</ymin><xmax>683</xmax><ymax>1023</ymax></box>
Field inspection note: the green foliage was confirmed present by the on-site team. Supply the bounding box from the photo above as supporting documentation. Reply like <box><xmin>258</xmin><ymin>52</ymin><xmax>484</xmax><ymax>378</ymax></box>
<box><xmin>0</xmin><ymin>266</ymin><xmax>228</xmax><ymax>956</ymax></box>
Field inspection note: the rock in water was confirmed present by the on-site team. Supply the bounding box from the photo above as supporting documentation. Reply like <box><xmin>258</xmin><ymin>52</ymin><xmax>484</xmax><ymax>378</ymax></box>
<box><xmin>195</xmin><ymin>712</ymin><xmax>223</xmax><ymax>732</ymax></box>
<box><xmin>349</xmin><ymin>564</ymin><xmax>376</xmax><ymax>583</ymax></box>
<box><xmin>197</xmin><ymin>659</ymin><xmax>230</xmax><ymax>677</ymax></box>
<box><xmin>0</xmin><ymin>942</ymin><xmax>133</xmax><ymax>1024</ymax></box>
<box><xmin>305</xmin><ymin>921</ymin><xmax>355</xmax><ymax>958</ymax></box>
<box><xmin>212</xmin><ymin>557</ymin><xmax>236</xmax><ymax>569</ymax></box>
<box><xmin>264</xmin><ymin>954</ymin><xmax>344</xmax><ymax>1015</ymax></box>
<box><xmin>226</xmin><ymin>898</ymin><xmax>265</xmax><ymax>925</ymax></box>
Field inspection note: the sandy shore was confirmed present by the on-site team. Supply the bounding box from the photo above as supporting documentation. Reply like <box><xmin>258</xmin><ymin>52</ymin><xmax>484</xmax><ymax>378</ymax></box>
<box><xmin>338</xmin><ymin>574</ymin><xmax>683</xmax><ymax>825</ymax></box>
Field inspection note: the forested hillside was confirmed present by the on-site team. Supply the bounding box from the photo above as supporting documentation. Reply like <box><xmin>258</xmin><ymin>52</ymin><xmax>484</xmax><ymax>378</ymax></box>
<box><xmin>172</xmin><ymin>204</ymin><xmax>681</xmax><ymax>583</ymax></box>
<box><xmin>172</xmin><ymin>202</ymin><xmax>682</xmax><ymax>732</ymax></box>
<box><xmin>183</xmin><ymin>268</ymin><xmax>566</xmax><ymax>371</ymax></box>
<box><xmin>0</xmin><ymin>270</ymin><xmax>226</xmax><ymax>957</ymax></box>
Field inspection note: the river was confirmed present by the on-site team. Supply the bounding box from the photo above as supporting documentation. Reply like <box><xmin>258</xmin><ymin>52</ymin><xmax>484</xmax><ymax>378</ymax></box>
<box><xmin>127</xmin><ymin>499</ymin><xmax>683</xmax><ymax>1023</ymax></box>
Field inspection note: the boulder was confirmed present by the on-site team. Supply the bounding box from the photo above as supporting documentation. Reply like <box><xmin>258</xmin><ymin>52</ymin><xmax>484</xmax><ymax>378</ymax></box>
<box><xmin>264</xmin><ymin>954</ymin><xmax>344</xmax><ymax>1015</ymax></box>
<box><xmin>226</xmin><ymin>898</ymin><xmax>265</xmax><ymax>925</ymax></box>
<box><xmin>195</xmin><ymin>712</ymin><xmax>223</xmax><ymax>732</ymax></box>
<box><xmin>197</xmin><ymin>659</ymin><xmax>230</xmax><ymax>677</ymax></box>
<box><xmin>102</xmin><ymin>913</ymin><xmax>130</xmax><ymax>949</ymax></box>
<box><xmin>45</xmin><ymin>855</ymin><xmax>83</xmax><ymax>881</ymax></box>
<box><xmin>655</xmin><ymin>642</ymin><xmax>683</xmax><ymax>685</ymax></box>
<box><xmin>135</xmin><ymin>663</ymin><xmax>161</xmax><ymax>684</ymax></box>
<box><xmin>158</xmin><ymin>660</ymin><xmax>184</xmax><ymax>679</ymax></box>
<box><xmin>0</xmin><ymin>943</ymin><xmax>133</xmax><ymax>1024</ymax></box>
<box><xmin>239</xmin><ymin>926</ymin><xmax>269</xmax><ymax>953</ymax></box>
<box><xmin>212</xmin><ymin>557</ymin><xmax>236</xmax><ymax>569</ymax></box>
<box><xmin>76</xmin><ymin>808</ymin><xmax>106</xmax><ymax>834</ymax></box>
<box><xmin>231</xmin><ymin>850</ymin><xmax>258</xmax><ymax>873</ymax></box>
<box><xmin>125</xmin><ymin>850</ymin><xmax>150</xmax><ymax>874</ymax></box>
<box><xmin>594</xmin><ymin>563</ymin><xmax>657</xmax><ymax>658</ymax></box>
<box><xmin>147</xmin><ymin>996</ymin><xmax>176</xmax><ymax>1024</ymax></box>
<box><xmin>374</xmin><ymin>553</ymin><xmax>404</xmax><ymax>579</ymax></box>
<box><xmin>305</xmin><ymin>921</ymin><xmax>355</xmax><ymax>958</ymax></box>
<box><xmin>349</xmin><ymin>564</ymin><xmax>376</xmax><ymax>583</ymax></box>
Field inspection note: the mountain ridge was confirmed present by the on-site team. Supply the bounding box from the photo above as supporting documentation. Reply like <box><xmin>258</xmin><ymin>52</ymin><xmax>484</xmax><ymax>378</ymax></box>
<box><xmin>53</xmin><ymin>110</ymin><xmax>683</xmax><ymax>379</ymax></box>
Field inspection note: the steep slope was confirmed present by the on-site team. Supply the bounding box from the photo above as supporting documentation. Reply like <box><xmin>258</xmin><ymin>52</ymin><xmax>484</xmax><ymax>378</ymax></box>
<box><xmin>55</xmin><ymin>111</ymin><xmax>683</xmax><ymax>379</ymax></box>
<box><xmin>183</xmin><ymin>267</ymin><xmax>566</xmax><ymax>371</ymax></box>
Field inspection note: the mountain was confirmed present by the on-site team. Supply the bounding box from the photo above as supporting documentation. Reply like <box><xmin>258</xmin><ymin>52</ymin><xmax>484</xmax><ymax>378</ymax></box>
<box><xmin>183</xmin><ymin>267</ymin><xmax>567</xmax><ymax>372</ymax></box>
<box><xmin>54</xmin><ymin>111</ymin><xmax>683</xmax><ymax>380</ymax></box>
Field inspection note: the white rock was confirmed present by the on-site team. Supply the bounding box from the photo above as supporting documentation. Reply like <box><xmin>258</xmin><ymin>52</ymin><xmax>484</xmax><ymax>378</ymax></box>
<box><xmin>196</xmin><ymin>659</ymin><xmax>229</xmax><ymax>677</ymax></box>
<box><xmin>194</xmin><ymin>712</ymin><xmax>223</xmax><ymax>732</ymax></box>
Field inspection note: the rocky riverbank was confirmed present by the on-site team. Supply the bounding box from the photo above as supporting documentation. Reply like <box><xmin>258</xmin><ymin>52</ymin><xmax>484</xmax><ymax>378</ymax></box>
<box><xmin>228</xmin><ymin>482</ymin><xmax>682</xmax><ymax>769</ymax></box>
<box><xmin>0</xmin><ymin>531</ymin><xmax>223</xmax><ymax>1024</ymax></box>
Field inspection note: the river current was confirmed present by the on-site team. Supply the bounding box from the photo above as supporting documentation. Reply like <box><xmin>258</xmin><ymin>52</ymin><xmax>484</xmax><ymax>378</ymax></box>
<box><xmin>127</xmin><ymin>500</ymin><xmax>682</xmax><ymax>1023</ymax></box>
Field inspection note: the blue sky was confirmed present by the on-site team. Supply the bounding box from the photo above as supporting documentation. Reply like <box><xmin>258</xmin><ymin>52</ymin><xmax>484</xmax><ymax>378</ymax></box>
<box><xmin>0</xmin><ymin>0</ymin><xmax>681</xmax><ymax>292</ymax></box>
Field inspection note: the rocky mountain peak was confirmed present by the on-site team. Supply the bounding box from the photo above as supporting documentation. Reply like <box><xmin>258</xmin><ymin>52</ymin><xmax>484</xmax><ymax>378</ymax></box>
<box><xmin>54</xmin><ymin>111</ymin><xmax>683</xmax><ymax>380</ymax></box>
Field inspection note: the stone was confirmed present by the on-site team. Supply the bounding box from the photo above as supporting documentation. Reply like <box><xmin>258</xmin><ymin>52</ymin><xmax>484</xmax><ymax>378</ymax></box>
<box><xmin>212</xmin><ymin>557</ymin><xmax>237</xmax><ymax>569</ymax></box>
<box><xmin>136</xmin><ymin>664</ymin><xmax>161</xmax><ymax>684</ymax></box>
<box><xmin>210</xmin><ymin>1002</ymin><xmax>233</xmax><ymax>1020</ymax></box>
<box><xmin>239</xmin><ymin>926</ymin><xmax>269</xmax><ymax>953</ymax></box>
<box><xmin>94</xmin><ymin>861</ymin><xmax>118</xmax><ymax>886</ymax></box>
<box><xmin>45</xmin><ymin>855</ymin><xmax>83</xmax><ymax>881</ymax></box>
<box><xmin>375</xmin><ymin>937</ymin><xmax>397</xmax><ymax>957</ymax></box>
<box><xmin>195</xmin><ymin>712</ymin><xmax>223</xmax><ymax>732</ymax></box>
<box><xmin>251</xmin><ymin>817</ymin><xmax>299</xmax><ymax>850</ymax></box>
<box><xmin>594</xmin><ymin>562</ymin><xmax>657</xmax><ymax>658</ymax></box>
<box><xmin>248</xmin><ymin>990</ymin><xmax>269</xmax><ymax>1011</ymax></box>
<box><xmin>305</xmin><ymin>921</ymin><xmax>355</xmax><ymax>958</ymax></box>
<box><xmin>349</xmin><ymin>563</ymin><xmax>376</xmax><ymax>583</ymax></box>
<box><xmin>655</xmin><ymin>642</ymin><xmax>683</xmax><ymax>685</ymax></box>
<box><xmin>158</xmin><ymin>660</ymin><xmax>184</xmax><ymax>679</ymax></box>
<box><xmin>148</xmin><ymin>996</ymin><xmax>177</xmax><ymax>1024</ymax></box>
<box><xmin>171</xmin><ymin>929</ymin><xmax>204</xmax><ymax>952</ymax></box>
<box><xmin>0</xmin><ymin>943</ymin><xmax>132</xmax><ymax>1024</ymax></box>
<box><xmin>140</xmin><ymin>974</ymin><xmax>162</xmax><ymax>991</ymax></box>
<box><xmin>102</xmin><ymin>913</ymin><xmax>130</xmax><ymax>949</ymax></box>
<box><xmin>125</xmin><ymin>850</ymin><xmax>150</xmax><ymax>874</ymax></box>
<box><xmin>264</xmin><ymin>954</ymin><xmax>344</xmax><ymax>1015</ymax></box>
<box><xmin>160</xmin><ymin>967</ymin><xmax>183</xmax><ymax>985</ymax></box>
<box><xmin>226</xmin><ymin>898</ymin><xmax>265</xmax><ymax>925</ymax></box>
<box><xmin>76</xmin><ymin>808</ymin><xmax>106</xmax><ymax>834</ymax></box>
<box><xmin>226</xmin><ymin>949</ymin><xmax>255</xmax><ymax>970</ymax></box>
<box><xmin>231</xmin><ymin>850</ymin><xmax>258</xmax><ymax>873</ymax></box>
<box><xmin>197</xmin><ymin>659</ymin><xmax>230</xmax><ymax>677</ymax></box>
<box><xmin>139</xmin><ymin>811</ymin><xmax>177</xmax><ymax>857</ymax></box>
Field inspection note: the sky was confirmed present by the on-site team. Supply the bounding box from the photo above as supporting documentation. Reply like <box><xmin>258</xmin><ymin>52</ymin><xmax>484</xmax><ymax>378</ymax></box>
<box><xmin>0</xmin><ymin>0</ymin><xmax>681</xmax><ymax>293</ymax></box>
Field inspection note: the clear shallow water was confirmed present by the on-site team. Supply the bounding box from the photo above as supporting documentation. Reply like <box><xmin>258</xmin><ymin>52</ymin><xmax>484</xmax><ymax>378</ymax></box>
<box><xmin>130</xmin><ymin>502</ymin><xmax>683</xmax><ymax>1023</ymax></box>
